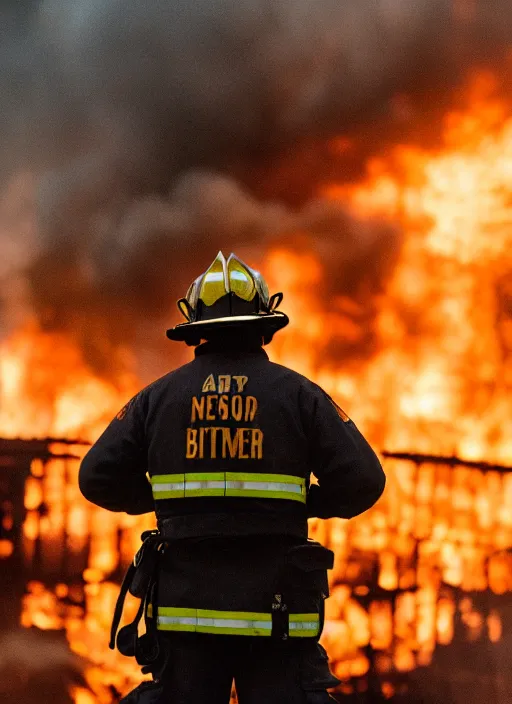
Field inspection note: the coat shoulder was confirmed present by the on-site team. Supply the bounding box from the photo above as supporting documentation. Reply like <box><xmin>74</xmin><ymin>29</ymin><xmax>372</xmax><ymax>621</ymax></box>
<box><xmin>142</xmin><ymin>359</ymin><xmax>196</xmax><ymax>395</ymax></box>
<box><xmin>266</xmin><ymin>360</ymin><xmax>317</xmax><ymax>388</ymax></box>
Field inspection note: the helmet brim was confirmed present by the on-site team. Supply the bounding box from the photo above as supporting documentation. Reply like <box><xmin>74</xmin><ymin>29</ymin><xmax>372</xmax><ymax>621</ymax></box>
<box><xmin>166</xmin><ymin>312</ymin><xmax>289</xmax><ymax>343</ymax></box>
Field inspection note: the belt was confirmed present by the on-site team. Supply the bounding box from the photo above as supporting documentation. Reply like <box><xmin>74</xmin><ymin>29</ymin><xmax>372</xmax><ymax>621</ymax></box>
<box><xmin>158</xmin><ymin>512</ymin><xmax>308</xmax><ymax>540</ymax></box>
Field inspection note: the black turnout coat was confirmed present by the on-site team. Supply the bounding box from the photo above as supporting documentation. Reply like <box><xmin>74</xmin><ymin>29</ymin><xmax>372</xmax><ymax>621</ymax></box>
<box><xmin>79</xmin><ymin>342</ymin><xmax>385</xmax><ymax>614</ymax></box>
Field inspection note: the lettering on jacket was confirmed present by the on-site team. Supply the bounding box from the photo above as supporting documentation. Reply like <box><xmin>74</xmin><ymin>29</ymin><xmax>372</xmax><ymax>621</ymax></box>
<box><xmin>186</xmin><ymin>374</ymin><xmax>263</xmax><ymax>460</ymax></box>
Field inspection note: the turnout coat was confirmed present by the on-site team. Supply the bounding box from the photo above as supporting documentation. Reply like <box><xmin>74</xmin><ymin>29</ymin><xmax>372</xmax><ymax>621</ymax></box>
<box><xmin>79</xmin><ymin>342</ymin><xmax>385</xmax><ymax>636</ymax></box>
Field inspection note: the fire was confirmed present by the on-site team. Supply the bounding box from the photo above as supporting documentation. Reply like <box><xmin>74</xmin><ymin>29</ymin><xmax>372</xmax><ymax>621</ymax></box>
<box><xmin>0</xmin><ymin>320</ymin><xmax>138</xmax><ymax>441</ymax></box>
<box><xmin>0</xmin><ymin>322</ymin><xmax>154</xmax><ymax>702</ymax></box>
<box><xmin>267</xmin><ymin>70</ymin><xmax>512</xmax><ymax>463</ymax></box>
<box><xmin>264</xmin><ymin>70</ymin><xmax>512</xmax><ymax>693</ymax></box>
<box><xmin>1</xmin><ymin>69</ymin><xmax>512</xmax><ymax>702</ymax></box>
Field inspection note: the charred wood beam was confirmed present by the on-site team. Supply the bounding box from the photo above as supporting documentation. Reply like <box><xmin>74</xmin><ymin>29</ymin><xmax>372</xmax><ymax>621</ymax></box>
<box><xmin>381</xmin><ymin>451</ymin><xmax>512</xmax><ymax>473</ymax></box>
<box><xmin>0</xmin><ymin>437</ymin><xmax>90</xmax><ymax>449</ymax></box>
<box><xmin>0</xmin><ymin>437</ymin><xmax>90</xmax><ymax>462</ymax></box>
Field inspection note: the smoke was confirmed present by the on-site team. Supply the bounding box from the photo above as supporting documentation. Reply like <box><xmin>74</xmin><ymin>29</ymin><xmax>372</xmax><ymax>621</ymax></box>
<box><xmin>24</xmin><ymin>169</ymin><xmax>398</xmax><ymax>376</ymax></box>
<box><xmin>0</xmin><ymin>0</ymin><xmax>511</xmax><ymax>374</ymax></box>
<box><xmin>3</xmin><ymin>0</ymin><xmax>450</xmax><ymax>179</ymax></box>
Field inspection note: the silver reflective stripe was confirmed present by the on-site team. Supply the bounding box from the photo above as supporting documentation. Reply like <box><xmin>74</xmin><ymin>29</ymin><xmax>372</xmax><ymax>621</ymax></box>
<box><xmin>158</xmin><ymin>616</ymin><xmax>196</xmax><ymax>627</ymax></box>
<box><xmin>152</xmin><ymin>482</ymin><xmax>185</xmax><ymax>493</ymax></box>
<box><xmin>197</xmin><ymin>618</ymin><xmax>272</xmax><ymax>630</ymax></box>
<box><xmin>152</xmin><ymin>480</ymin><xmax>225</xmax><ymax>495</ymax></box>
<box><xmin>289</xmin><ymin>621</ymin><xmax>319</xmax><ymax>631</ymax></box>
<box><xmin>186</xmin><ymin>481</ymin><xmax>225</xmax><ymax>491</ymax></box>
<box><xmin>225</xmin><ymin>481</ymin><xmax>302</xmax><ymax>494</ymax></box>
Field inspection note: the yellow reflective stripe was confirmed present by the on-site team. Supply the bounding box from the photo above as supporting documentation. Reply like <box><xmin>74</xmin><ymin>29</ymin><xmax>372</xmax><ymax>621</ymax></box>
<box><xmin>159</xmin><ymin>607</ymin><xmax>197</xmax><ymax>618</ymax></box>
<box><xmin>152</xmin><ymin>473</ymin><xmax>225</xmax><ymax>499</ymax></box>
<box><xmin>198</xmin><ymin>609</ymin><xmax>271</xmax><ymax>621</ymax></box>
<box><xmin>156</xmin><ymin>607</ymin><xmax>318</xmax><ymax>637</ymax></box>
<box><xmin>289</xmin><ymin>613</ymin><xmax>320</xmax><ymax>638</ymax></box>
<box><xmin>157</xmin><ymin>607</ymin><xmax>272</xmax><ymax>636</ymax></box>
<box><xmin>151</xmin><ymin>472</ymin><xmax>306</xmax><ymax>502</ymax></box>
<box><xmin>183</xmin><ymin>479</ymin><xmax>225</xmax><ymax>498</ymax></box>
<box><xmin>288</xmin><ymin>613</ymin><xmax>320</xmax><ymax>622</ymax></box>
<box><xmin>151</xmin><ymin>473</ymin><xmax>185</xmax><ymax>499</ymax></box>
<box><xmin>184</xmin><ymin>489</ymin><xmax>226</xmax><ymax>498</ymax></box>
<box><xmin>225</xmin><ymin>489</ymin><xmax>305</xmax><ymax>502</ymax></box>
<box><xmin>150</xmin><ymin>474</ymin><xmax>185</xmax><ymax>484</ymax></box>
<box><xmin>158</xmin><ymin>620</ymin><xmax>197</xmax><ymax>633</ymax></box>
<box><xmin>157</xmin><ymin>607</ymin><xmax>198</xmax><ymax>632</ymax></box>
<box><xmin>151</xmin><ymin>472</ymin><xmax>303</xmax><ymax>485</ymax></box>
<box><xmin>289</xmin><ymin>628</ymin><xmax>319</xmax><ymax>638</ymax></box>
<box><xmin>225</xmin><ymin>472</ymin><xmax>305</xmax><ymax>486</ymax></box>
<box><xmin>152</xmin><ymin>491</ymin><xmax>185</xmax><ymax>499</ymax></box>
<box><xmin>225</xmin><ymin>480</ymin><xmax>302</xmax><ymax>494</ymax></box>
<box><xmin>183</xmin><ymin>473</ymin><xmax>225</xmax><ymax>482</ymax></box>
<box><xmin>158</xmin><ymin>607</ymin><xmax>271</xmax><ymax>620</ymax></box>
<box><xmin>224</xmin><ymin>472</ymin><xmax>305</xmax><ymax>502</ymax></box>
<box><xmin>196</xmin><ymin>617</ymin><xmax>271</xmax><ymax>636</ymax></box>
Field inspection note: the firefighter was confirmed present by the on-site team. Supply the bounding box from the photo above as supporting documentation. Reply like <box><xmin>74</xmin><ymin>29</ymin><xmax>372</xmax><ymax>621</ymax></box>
<box><xmin>79</xmin><ymin>252</ymin><xmax>386</xmax><ymax>704</ymax></box>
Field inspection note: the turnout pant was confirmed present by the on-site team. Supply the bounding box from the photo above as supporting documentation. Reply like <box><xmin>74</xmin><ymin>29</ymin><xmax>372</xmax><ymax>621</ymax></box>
<box><xmin>158</xmin><ymin>632</ymin><xmax>339</xmax><ymax>704</ymax></box>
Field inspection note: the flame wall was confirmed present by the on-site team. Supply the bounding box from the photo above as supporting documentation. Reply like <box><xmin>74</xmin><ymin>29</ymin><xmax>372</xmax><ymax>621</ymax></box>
<box><xmin>10</xmin><ymin>450</ymin><xmax>511</xmax><ymax>702</ymax></box>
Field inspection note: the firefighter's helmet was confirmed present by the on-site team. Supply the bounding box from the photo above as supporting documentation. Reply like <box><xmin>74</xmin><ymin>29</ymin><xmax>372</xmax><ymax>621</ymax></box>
<box><xmin>166</xmin><ymin>252</ymin><xmax>289</xmax><ymax>345</ymax></box>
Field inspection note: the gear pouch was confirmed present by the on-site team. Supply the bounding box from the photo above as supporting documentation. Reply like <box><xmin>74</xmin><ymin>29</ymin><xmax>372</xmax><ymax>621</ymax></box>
<box><xmin>287</xmin><ymin>542</ymin><xmax>334</xmax><ymax>597</ymax></box>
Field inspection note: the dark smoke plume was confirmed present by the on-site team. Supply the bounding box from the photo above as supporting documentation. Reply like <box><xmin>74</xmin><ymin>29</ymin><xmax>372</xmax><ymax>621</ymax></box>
<box><xmin>0</xmin><ymin>1</ymin><xmax>511</xmax><ymax>377</ymax></box>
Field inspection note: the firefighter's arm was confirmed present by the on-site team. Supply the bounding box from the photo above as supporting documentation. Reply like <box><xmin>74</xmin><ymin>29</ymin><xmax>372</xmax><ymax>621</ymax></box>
<box><xmin>303</xmin><ymin>385</ymin><xmax>385</xmax><ymax>519</ymax></box>
<box><xmin>78</xmin><ymin>392</ymin><xmax>154</xmax><ymax>515</ymax></box>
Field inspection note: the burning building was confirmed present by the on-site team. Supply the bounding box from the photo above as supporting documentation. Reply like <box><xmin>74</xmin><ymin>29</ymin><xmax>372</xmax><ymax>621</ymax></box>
<box><xmin>1</xmin><ymin>1</ymin><xmax>512</xmax><ymax>702</ymax></box>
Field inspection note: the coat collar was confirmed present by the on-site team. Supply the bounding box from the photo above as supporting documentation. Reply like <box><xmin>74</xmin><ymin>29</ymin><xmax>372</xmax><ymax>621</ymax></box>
<box><xmin>194</xmin><ymin>341</ymin><xmax>269</xmax><ymax>359</ymax></box>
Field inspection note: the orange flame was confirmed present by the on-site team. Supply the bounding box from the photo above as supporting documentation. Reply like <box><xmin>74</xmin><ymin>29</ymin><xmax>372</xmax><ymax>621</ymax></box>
<box><xmin>0</xmin><ymin>321</ymin><xmax>138</xmax><ymax>440</ymax></box>
<box><xmin>267</xmin><ymin>71</ymin><xmax>512</xmax><ymax>464</ymax></box>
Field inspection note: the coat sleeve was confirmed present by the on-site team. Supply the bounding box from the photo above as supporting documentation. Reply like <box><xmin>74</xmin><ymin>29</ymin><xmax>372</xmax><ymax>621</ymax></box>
<box><xmin>301</xmin><ymin>383</ymin><xmax>386</xmax><ymax>519</ymax></box>
<box><xmin>78</xmin><ymin>391</ymin><xmax>154</xmax><ymax>515</ymax></box>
